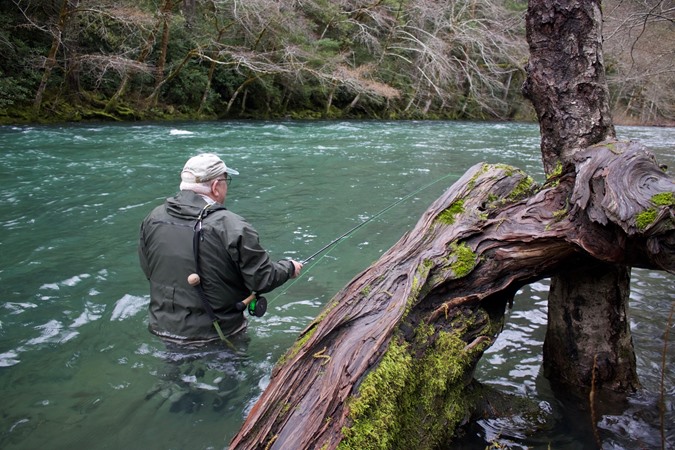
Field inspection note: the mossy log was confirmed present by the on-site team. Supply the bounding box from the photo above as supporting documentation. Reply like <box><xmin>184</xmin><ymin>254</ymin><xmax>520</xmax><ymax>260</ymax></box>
<box><xmin>229</xmin><ymin>140</ymin><xmax>673</xmax><ymax>450</ymax></box>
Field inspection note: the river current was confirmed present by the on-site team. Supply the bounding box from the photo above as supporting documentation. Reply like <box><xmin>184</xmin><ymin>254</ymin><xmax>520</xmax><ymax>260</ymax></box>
<box><xmin>0</xmin><ymin>121</ymin><xmax>673</xmax><ymax>449</ymax></box>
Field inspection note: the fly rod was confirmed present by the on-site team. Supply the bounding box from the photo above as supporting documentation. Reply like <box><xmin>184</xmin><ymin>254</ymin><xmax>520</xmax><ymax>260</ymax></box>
<box><xmin>302</xmin><ymin>220</ymin><xmax>369</xmax><ymax>264</ymax></box>
<box><xmin>301</xmin><ymin>192</ymin><xmax>410</xmax><ymax>264</ymax></box>
<box><xmin>268</xmin><ymin>172</ymin><xmax>456</xmax><ymax>307</ymax></box>
<box><xmin>301</xmin><ymin>175</ymin><xmax>448</xmax><ymax>264</ymax></box>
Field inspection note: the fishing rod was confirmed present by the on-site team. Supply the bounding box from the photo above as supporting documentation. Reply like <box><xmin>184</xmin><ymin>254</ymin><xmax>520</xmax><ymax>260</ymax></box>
<box><xmin>236</xmin><ymin>171</ymin><xmax>457</xmax><ymax>316</ymax></box>
<box><xmin>302</xmin><ymin>220</ymin><xmax>369</xmax><ymax>264</ymax></box>
<box><xmin>302</xmin><ymin>174</ymin><xmax>453</xmax><ymax>264</ymax></box>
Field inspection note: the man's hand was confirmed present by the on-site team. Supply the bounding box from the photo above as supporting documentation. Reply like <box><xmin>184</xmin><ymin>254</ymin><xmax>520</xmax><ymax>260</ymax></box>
<box><xmin>289</xmin><ymin>260</ymin><xmax>303</xmax><ymax>278</ymax></box>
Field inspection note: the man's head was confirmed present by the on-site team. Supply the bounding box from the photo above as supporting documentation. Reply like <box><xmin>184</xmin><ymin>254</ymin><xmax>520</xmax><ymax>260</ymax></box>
<box><xmin>180</xmin><ymin>153</ymin><xmax>239</xmax><ymax>204</ymax></box>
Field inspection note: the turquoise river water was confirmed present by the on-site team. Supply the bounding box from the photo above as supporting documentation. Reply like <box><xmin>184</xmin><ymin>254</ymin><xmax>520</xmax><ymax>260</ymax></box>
<box><xmin>0</xmin><ymin>121</ymin><xmax>673</xmax><ymax>449</ymax></box>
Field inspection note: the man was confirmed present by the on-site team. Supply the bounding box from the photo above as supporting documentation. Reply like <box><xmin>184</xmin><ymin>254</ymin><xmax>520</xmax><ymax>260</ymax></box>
<box><xmin>138</xmin><ymin>153</ymin><xmax>302</xmax><ymax>345</ymax></box>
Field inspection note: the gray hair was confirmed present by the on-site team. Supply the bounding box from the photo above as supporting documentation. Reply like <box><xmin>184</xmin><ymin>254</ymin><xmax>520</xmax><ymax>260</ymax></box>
<box><xmin>180</xmin><ymin>180</ymin><xmax>212</xmax><ymax>194</ymax></box>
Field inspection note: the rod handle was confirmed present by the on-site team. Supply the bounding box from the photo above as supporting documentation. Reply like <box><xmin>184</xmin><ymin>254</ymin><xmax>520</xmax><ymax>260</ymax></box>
<box><xmin>235</xmin><ymin>293</ymin><xmax>256</xmax><ymax>311</ymax></box>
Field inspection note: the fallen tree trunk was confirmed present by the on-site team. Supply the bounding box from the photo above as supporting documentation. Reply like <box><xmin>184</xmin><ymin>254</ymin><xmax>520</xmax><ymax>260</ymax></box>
<box><xmin>230</xmin><ymin>140</ymin><xmax>673</xmax><ymax>450</ymax></box>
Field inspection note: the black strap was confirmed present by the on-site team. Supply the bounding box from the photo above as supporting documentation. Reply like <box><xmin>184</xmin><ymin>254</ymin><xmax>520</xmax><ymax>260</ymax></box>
<box><xmin>192</xmin><ymin>204</ymin><xmax>226</xmax><ymax>340</ymax></box>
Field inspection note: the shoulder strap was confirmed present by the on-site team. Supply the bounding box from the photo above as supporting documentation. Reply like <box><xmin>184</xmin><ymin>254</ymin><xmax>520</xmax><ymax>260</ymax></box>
<box><xmin>192</xmin><ymin>204</ymin><xmax>227</xmax><ymax>340</ymax></box>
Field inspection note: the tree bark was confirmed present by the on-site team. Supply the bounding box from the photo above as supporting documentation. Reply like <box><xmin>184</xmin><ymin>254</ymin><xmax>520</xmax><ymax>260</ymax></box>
<box><xmin>229</xmin><ymin>142</ymin><xmax>674</xmax><ymax>449</ymax></box>
<box><xmin>543</xmin><ymin>262</ymin><xmax>638</xmax><ymax>392</ymax></box>
<box><xmin>522</xmin><ymin>0</ymin><xmax>639</xmax><ymax>395</ymax></box>
<box><xmin>198</xmin><ymin>22</ymin><xmax>228</xmax><ymax>115</ymax></box>
<box><xmin>146</xmin><ymin>49</ymin><xmax>197</xmax><ymax>104</ymax></box>
<box><xmin>33</xmin><ymin>0</ymin><xmax>79</xmax><ymax>114</ymax></box>
<box><xmin>523</xmin><ymin>0</ymin><xmax>615</xmax><ymax>174</ymax></box>
<box><xmin>148</xmin><ymin>0</ymin><xmax>176</xmax><ymax>108</ymax></box>
<box><xmin>104</xmin><ymin>13</ymin><xmax>161</xmax><ymax>113</ymax></box>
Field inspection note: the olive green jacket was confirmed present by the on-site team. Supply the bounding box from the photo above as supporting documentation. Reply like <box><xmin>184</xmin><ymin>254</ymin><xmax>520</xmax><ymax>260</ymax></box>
<box><xmin>138</xmin><ymin>190</ymin><xmax>294</xmax><ymax>343</ymax></box>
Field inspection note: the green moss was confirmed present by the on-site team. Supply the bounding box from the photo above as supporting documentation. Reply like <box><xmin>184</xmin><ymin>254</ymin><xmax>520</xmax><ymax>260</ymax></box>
<box><xmin>468</xmin><ymin>163</ymin><xmax>536</xmax><ymax>206</ymax></box>
<box><xmin>636</xmin><ymin>208</ymin><xmax>657</xmax><ymax>230</ymax></box>
<box><xmin>550</xmin><ymin>161</ymin><xmax>563</xmax><ymax>177</ymax></box>
<box><xmin>651</xmin><ymin>192</ymin><xmax>674</xmax><ymax>207</ymax></box>
<box><xmin>450</xmin><ymin>242</ymin><xmax>477</xmax><ymax>278</ymax></box>
<box><xmin>277</xmin><ymin>297</ymin><xmax>343</xmax><ymax>367</ymax></box>
<box><xmin>635</xmin><ymin>192</ymin><xmax>674</xmax><ymax>231</ymax></box>
<box><xmin>339</xmin><ymin>321</ymin><xmax>492</xmax><ymax>450</ymax></box>
<box><xmin>493</xmin><ymin>163</ymin><xmax>515</xmax><ymax>177</ymax></box>
<box><xmin>437</xmin><ymin>199</ymin><xmax>465</xmax><ymax>225</ymax></box>
<box><xmin>277</xmin><ymin>324</ymin><xmax>317</xmax><ymax>367</ymax></box>
<box><xmin>545</xmin><ymin>161</ymin><xmax>563</xmax><ymax>186</ymax></box>
<box><xmin>406</xmin><ymin>259</ymin><xmax>434</xmax><ymax>314</ymax></box>
<box><xmin>552</xmin><ymin>208</ymin><xmax>568</xmax><ymax>221</ymax></box>
<box><xmin>339</xmin><ymin>339</ymin><xmax>411</xmax><ymax>450</ymax></box>
<box><xmin>507</xmin><ymin>174</ymin><xmax>536</xmax><ymax>201</ymax></box>
<box><xmin>467</xmin><ymin>164</ymin><xmax>491</xmax><ymax>190</ymax></box>
<box><xmin>606</xmin><ymin>142</ymin><xmax>620</xmax><ymax>154</ymax></box>
<box><xmin>411</xmin><ymin>325</ymin><xmax>468</xmax><ymax>395</ymax></box>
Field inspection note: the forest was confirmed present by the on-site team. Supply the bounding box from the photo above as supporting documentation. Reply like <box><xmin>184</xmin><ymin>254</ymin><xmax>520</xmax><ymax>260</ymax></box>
<box><xmin>1</xmin><ymin>0</ymin><xmax>673</xmax><ymax>125</ymax></box>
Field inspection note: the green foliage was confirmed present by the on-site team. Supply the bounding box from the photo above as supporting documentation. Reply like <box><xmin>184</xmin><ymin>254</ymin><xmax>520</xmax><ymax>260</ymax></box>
<box><xmin>315</xmin><ymin>38</ymin><xmax>341</xmax><ymax>55</ymax></box>
<box><xmin>0</xmin><ymin>72</ymin><xmax>31</xmax><ymax>113</ymax></box>
<box><xmin>163</xmin><ymin>62</ymin><xmax>209</xmax><ymax>107</ymax></box>
<box><xmin>504</xmin><ymin>0</ymin><xmax>529</xmax><ymax>12</ymax></box>
<box><xmin>0</xmin><ymin>0</ymin><xmax>670</xmax><ymax>123</ymax></box>
<box><xmin>211</xmin><ymin>69</ymin><xmax>247</xmax><ymax>102</ymax></box>
<box><xmin>0</xmin><ymin>9</ymin><xmax>43</xmax><ymax>111</ymax></box>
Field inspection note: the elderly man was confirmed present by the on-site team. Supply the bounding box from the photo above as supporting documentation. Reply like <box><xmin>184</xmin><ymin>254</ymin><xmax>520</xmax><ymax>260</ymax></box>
<box><xmin>138</xmin><ymin>153</ymin><xmax>302</xmax><ymax>345</ymax></box>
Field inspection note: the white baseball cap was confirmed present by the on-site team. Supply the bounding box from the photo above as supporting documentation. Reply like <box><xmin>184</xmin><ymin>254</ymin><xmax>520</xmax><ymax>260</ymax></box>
<box><xmin>180</xmin><ymin>153</ymin><xmax>239</xmax><ymax>183</ymax></box>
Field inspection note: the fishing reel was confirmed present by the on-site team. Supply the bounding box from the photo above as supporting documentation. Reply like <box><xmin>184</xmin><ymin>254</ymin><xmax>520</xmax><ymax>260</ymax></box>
<box><xmin>236</xmin><ymin>293</ymin><xmax>267</xmax><ymax>317</ymax></box>
<box><xmin>187</xmin><ymin>274</ymin><xmax>267</xmax><ymax>317</ymax></box>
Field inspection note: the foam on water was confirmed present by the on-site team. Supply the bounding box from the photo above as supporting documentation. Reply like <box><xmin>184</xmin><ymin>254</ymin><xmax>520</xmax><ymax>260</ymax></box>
<box><xmin>110</xmin><ymin>294</ymin><xmax>147</xmax><ymax>321</ymax></box>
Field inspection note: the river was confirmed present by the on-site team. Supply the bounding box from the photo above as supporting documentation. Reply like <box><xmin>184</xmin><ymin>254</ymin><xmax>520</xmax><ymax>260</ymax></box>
<box><xmin>0</xmin><ymin>121</ymin><xmax>673</xmax><ymax>449</ymax></box>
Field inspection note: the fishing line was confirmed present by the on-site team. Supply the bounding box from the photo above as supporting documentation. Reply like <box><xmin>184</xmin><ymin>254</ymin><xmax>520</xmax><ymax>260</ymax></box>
<box><xmin>266</xmin><ymin>171</ymin><xmax>457</xmax><ymax>306</ymax></box>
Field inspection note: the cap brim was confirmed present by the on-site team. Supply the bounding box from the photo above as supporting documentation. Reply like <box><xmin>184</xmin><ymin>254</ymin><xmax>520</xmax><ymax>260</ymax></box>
<box><xmin>227</xmin><ymin>167</ymin><xmax>239</xmax><ymax>175</ymax></box>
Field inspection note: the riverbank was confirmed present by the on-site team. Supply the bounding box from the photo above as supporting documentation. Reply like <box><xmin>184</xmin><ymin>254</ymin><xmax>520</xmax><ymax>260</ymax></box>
<box><xmin>2</xmin><ymin>100</ymin><xmax>672</xmax><ymax>128</ymax></box>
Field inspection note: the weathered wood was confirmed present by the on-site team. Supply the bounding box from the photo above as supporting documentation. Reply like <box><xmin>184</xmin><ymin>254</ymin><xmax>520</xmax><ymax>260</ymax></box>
<box><xmin>229</xmin><ymin>141</ymin><xmax>674</xmax><ymax>449</ymax></box>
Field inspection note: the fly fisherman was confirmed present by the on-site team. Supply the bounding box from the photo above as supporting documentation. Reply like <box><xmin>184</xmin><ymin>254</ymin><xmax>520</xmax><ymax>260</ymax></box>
<box><xmin>138</xmin><ymin>153</ymin><xmax>303</xmax><ymax>345</ymax></box>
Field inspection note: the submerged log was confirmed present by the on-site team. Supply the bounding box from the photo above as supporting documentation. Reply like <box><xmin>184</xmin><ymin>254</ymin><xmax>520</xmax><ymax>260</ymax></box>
<box><xmin>229</xmin><ymin>140</ymin><xmax>673</xmax><ymax>449</ymax></box>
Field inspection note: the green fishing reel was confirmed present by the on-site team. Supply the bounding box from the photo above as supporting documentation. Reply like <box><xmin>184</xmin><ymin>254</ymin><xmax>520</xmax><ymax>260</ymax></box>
<box><xmin>247</xmin><ymin>295</ymin><xmax>267</xmax><ymax>317</ymax></box>
<box><xmin>236</xmin><ymin>293</ymin><xmax>267</xmax><ymax>317</ymax></box>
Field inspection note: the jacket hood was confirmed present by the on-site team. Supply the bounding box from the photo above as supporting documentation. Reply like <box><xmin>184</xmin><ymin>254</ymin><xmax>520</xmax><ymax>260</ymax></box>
<box><xmin>165</xmin><ymin>190</ymin><xmax>211</xmax><ymax>220</ymax></box>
